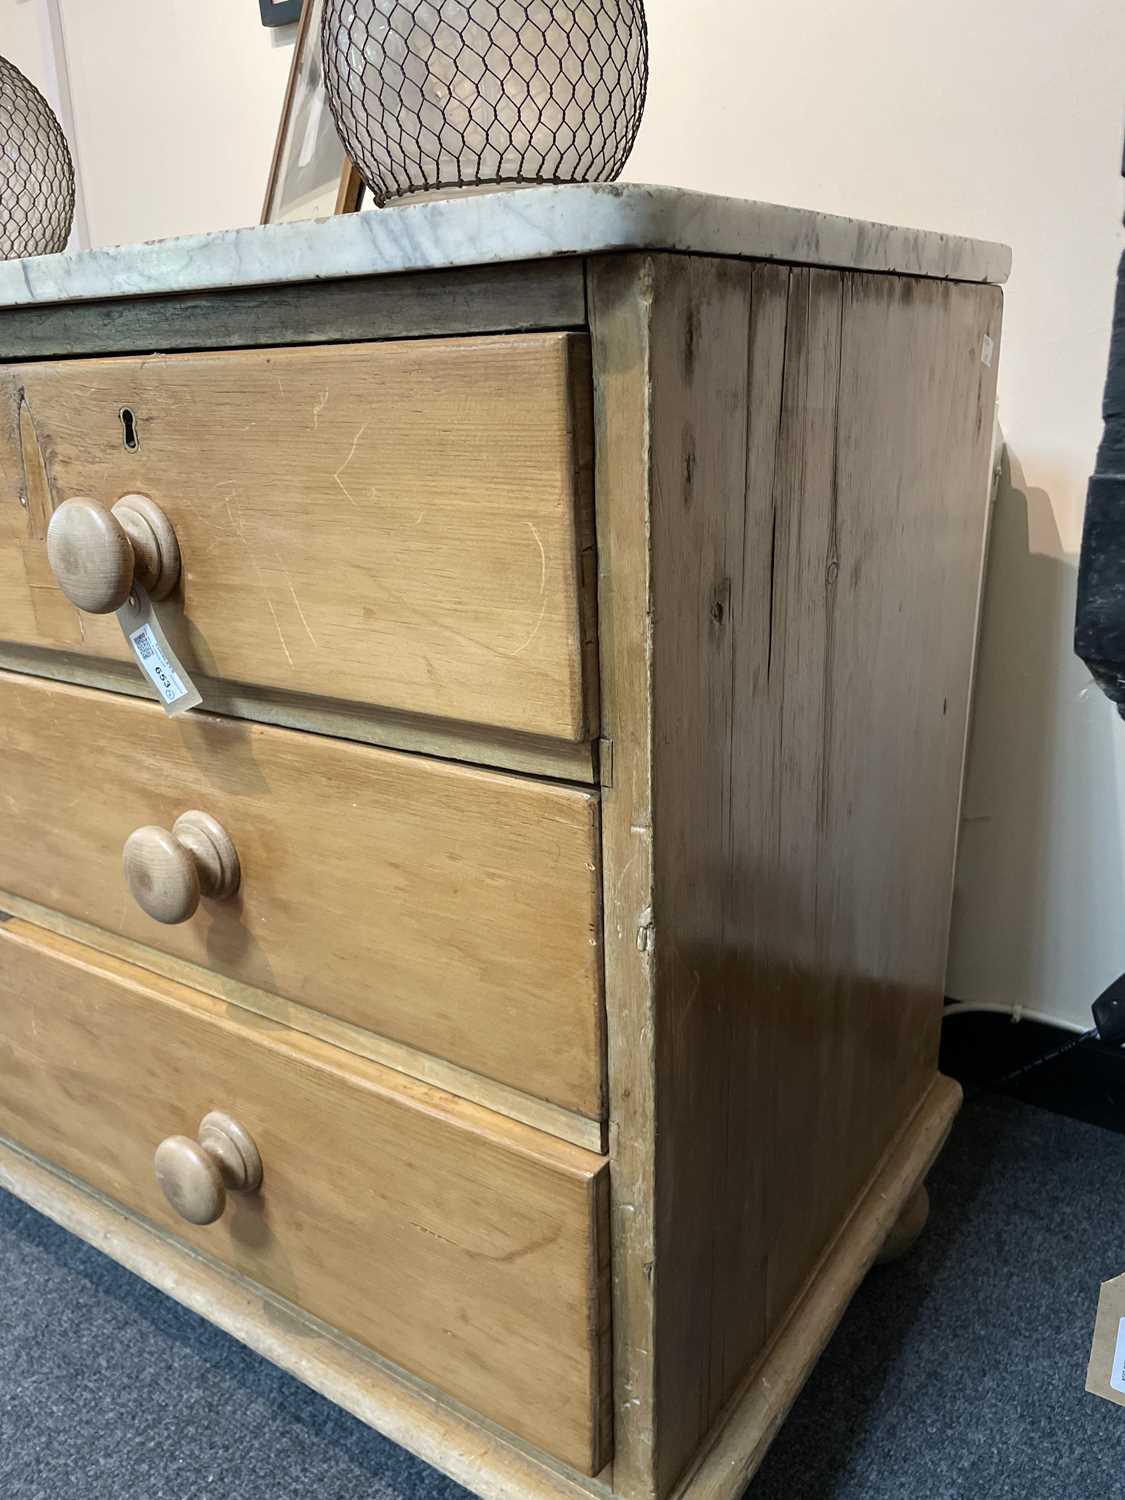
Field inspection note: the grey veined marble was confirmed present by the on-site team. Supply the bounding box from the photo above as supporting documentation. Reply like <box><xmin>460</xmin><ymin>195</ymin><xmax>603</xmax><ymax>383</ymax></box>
<box><xmin>0</xmin><ymin>182</ymin><xmax>1011</xmax><ymax>310</ymax></box>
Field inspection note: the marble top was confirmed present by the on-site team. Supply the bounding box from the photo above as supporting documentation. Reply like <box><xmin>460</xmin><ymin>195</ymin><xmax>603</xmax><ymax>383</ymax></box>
<box><xmin>0</xmin><ymin>183</ymin><xmax>1011</xmax><ymax>310</ymax></box>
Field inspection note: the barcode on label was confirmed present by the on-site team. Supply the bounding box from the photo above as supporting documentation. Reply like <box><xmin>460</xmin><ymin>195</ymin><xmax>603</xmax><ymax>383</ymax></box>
<box><xmin>129</xmin><ymin>623</ymin><xmax>187</xmax><ymax>705</ymax></box>
<box><xmin>115</xmin><ymin>585</ymin><xmax>201</xmax><ymax>717</ymax></box>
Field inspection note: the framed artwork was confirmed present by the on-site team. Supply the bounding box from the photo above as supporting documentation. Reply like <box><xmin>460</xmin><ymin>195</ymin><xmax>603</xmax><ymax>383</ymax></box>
<box><xmin>261</xmin><ymin>0</ymin><xmax>365</xmax><ymax>225</ymax></box>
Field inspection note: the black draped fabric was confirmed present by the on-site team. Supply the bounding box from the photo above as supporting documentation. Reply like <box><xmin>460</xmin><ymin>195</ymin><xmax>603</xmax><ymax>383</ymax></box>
<box><xmin>1075</xmin><ymin>134</ymin><xmax>1125</xmax><ymax>709</ymax></box>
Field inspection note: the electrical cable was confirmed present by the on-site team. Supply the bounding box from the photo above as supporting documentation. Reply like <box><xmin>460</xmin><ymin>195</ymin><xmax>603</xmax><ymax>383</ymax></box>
<box><xmin>945</xmin><ymin>972</ymin><xmax>1125</xmax><ymax>1101</ymax></box>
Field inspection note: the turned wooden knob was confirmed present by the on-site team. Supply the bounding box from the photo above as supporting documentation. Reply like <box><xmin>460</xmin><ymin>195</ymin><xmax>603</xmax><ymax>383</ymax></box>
<box><xmin>123</xmin><ymin>810</ymin><xmax>240</xmax><ymax>925</ymax></box>
<box><xmin>46</xmin><ymin>493</ymin><xmax>180</xmax><ymax>613</ymax></box>
<box><xmin>154</xmin><ymin>1111</ymin><xmax>262</xmax><ymax>1225</ymax></box>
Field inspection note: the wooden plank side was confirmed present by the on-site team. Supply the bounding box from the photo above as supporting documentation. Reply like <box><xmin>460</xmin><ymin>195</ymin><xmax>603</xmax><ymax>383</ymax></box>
<box><xmin>0</xmin><ymin>259</ymin><xmax>588</xmax><ymax>362</ymax></box>
<box><xmin>795</xmin><ymin>270</ymin><xmax>1003</xmax><ymax>1201</ymax></box>
<box><xmin>0</xmin><ymin>333</ymin><xmax>596</xmax><ymax>741</ymax></box>
<box><xmin>666</xmin><ymin>1078</ymin><xmax>962</xmax><ymax>1500</ymax></box>
<box><xmin>752</xmin><ymin>266</ymin><xmax>850</xmax><ymax>1337</ymax></box>
<box><xmin>0</xmin><ymin>671</ymin><xmax>605</xmax><ymax>1119</ymax></box>
<box><xmin>590</xmin><ymin>255</ymin><xmax>1001</xmax><ymax>1497</ymax></box>
<box><xmin>719</xmin><ymin>261</ymin><xmax>791</xmax><ymax>1378</ymax></box>
<box><xmin>0</xmin><ymin>917</ymin><xmax>611</xmax><ymax>1474</ymax></box>
<box><xmin>678</xmin><ymin>264</ymin><xmax>998</xmax><ymax>1487</ymax></box>
<box><xmin>743</xmin><ymin>271</ymin><xmax>1003</xmax><ymax>1339</ymax></box>
<box><xmin>647</xmin><ymin>256</ymin><xmax>755</xmax><ymax>1480</ymax></box>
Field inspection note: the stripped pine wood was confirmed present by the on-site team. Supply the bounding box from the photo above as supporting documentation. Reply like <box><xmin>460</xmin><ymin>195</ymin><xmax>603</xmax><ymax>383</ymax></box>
<box><xmin>0</xmin><ymin>1073</ymin><xmax>960</xmax><ymax>1500</ymax></box>
<box><xmin>0</xmin><ymin>671</ymin><xmax>606</xmax><ymax>1119</ymax></box>
<box><xmin>586</xmin><ymin>254</ymin><xmax>660</xmax><ymax>1500</ymax></box>
<box><xmin>0</xmin><ymin>890</ymin><xmax>605</xmax><ymax>1153</ymax></box>
<box><xmin>0</xmin><ymin>244</ymin><xmax>1004</xmax><ymax>1500</ymax></box>
<box><xmin>0</xmin><ymin>641</ymin><xmax>600</xmax><ymax>782</ymax></box>
<box><xmin>0</xmin><ymin>333</ymin><xmax>598</xmax><ymax>741</ymax></box>
<box><xmin>0</xmin><ymin>1133</ymin><xmax>611</xmax><ymax>1500</ymax></box>
<box><xmin>587</xmin><ymin>254</ymin><xmax>1000</xmax><ymax>1497</ymax></box>
<box><xmin>0</xmin><ymin>917</ymin><xmax>612</xmax><ymax>1474</ymax></box>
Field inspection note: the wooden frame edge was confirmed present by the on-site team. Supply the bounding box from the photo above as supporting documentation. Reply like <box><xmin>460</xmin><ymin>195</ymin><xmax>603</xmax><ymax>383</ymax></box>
<box><xmin>335</xmin><ymin>160</ymin><xmax>366</xmax><ymax>215</ymax></box>
<box><xmin>261</xmin><ymin>1</ymin><xmax>310</xmax><ymax>225</ymax></box>
<box><xmin>262</xmin><ymin>1</ymin><xmax>361</xmax><ymax>227</ymax></box>
<box><xmin>587</xmin><ymin>253</ymin><xmax>660</xmax><ymax>1500</ymax></box>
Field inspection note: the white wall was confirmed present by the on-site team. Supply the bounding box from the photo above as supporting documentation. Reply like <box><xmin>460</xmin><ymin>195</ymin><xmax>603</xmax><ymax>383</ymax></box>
<box><xmin>3</xmin><ymin>0</ymin><xmax>56</xmax><ymax>99</ymax></box>
<box><xmin>61</xmin><ymin>1</ymin><xmax>295</xmax><ymax>246</ymax></box>
<box><xmin>6</xmin><ymin>0</ymin><xmax>297</xmax><ymax>247</ymax></box>
<box><xmin>618</xmin><ymin>0</ymin><xmax>1125</xmax><ymax>1031</ymax></box>
<box><xmin>4</xmin><ymin>0</ymin><xmax>1124</xmax><ymax>1028</ymax></box>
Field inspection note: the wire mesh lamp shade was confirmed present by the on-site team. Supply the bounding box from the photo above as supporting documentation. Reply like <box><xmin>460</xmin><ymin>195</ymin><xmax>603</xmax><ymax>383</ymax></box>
<box><xmin>0</xmin><ymin>55</ymin><xmax>75</xmax><ymax>260</ymax></box>
<box><xmin>322</xmin><ymin>0</ymin><xmax>648</xmax><ymax>206</ymax></box>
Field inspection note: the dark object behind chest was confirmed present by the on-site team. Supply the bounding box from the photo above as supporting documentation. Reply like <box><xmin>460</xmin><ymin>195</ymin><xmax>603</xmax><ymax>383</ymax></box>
<box><xmin>1075</xmin><ymin>135</ymin><xmax>1125</xmax><ymax>707</ymax></box>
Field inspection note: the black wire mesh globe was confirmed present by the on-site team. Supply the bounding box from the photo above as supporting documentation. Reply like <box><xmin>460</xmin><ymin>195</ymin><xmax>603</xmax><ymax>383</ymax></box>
<box><xmin>322</xmin><ymin>0</ymin><xmax>648</xmax><ymax>207</ymax></box>
<box><xmin>0</xmin><ymin>55</ymin><xmax>75</xmax><ymax>260</ymax></box>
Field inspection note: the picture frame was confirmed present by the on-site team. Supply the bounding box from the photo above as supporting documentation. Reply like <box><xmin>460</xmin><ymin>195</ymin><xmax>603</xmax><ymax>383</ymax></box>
<box><xmin>261</xmin><ymin>0</ymin><xmax>365</xmax><ymax>225</ymax></box>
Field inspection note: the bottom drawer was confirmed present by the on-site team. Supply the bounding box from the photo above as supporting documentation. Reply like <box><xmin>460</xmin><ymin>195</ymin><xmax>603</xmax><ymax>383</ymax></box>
<box><xmin>0</xmin><ymin>917</ymin><xmax>611</xmax><ymax>1474</ymax></box>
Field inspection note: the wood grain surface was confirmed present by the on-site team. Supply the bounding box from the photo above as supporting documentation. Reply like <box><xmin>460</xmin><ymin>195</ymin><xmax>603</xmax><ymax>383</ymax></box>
<box><xmin>585</xmin><ymin>256</ymin><xmax>660</xmax><ymax>1500</ymax></box>
<box><xmin>0</xmin><ymin>1073</ymin><xmax>960</xmax><ymax>1500</ymax></box>
<box><xmin>0</xmin><ymin>333</ymin><xmax>597</xmax><ymax>740</ymax></box>
<box><xmin>0</xmin><ymin>917</ymin><xmax>612</xmax><ymax>1474</ymax></box>
<box><xmin>0</xmin><ymin>888</ymin><xmax>605</xmax><ymax>1153</ymax></box>
<box><xmin>664</xmin><ymin>1077</ymin><xmax>962</xmax><ymax>1500</ymax></box>
<box><xmin>0</xmin><ymin>640</ymin><xmax>600</xmax><ymax>782</ymax></box>
<box><xmin>0</xmin><ymin>670</ymin><xmax>606</xmax><ymax>1118</ymax></box>
<box><xmin>0</xmin><ymin>247</ymin><xmax>1003</xmax><ymax>1500</ymax></box>
<box><xmin>588</xmin><ymin>254</ymin><xmax>1000</xmax><ymax>1496</ymax></box>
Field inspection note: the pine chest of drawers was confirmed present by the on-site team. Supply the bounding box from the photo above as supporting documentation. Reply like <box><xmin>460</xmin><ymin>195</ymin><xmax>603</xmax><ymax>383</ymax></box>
<box><xmin>0</xmin><ymin>185</ymin><xmax>1009</xmax><ymax>1500</ymax></box>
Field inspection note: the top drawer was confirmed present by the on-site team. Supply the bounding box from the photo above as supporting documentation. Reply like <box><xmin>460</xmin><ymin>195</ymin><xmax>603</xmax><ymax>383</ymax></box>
<box><xmin>0</xmin><ymin>334</ymin><xmax>596</xmax><ymax>742</ymax></box>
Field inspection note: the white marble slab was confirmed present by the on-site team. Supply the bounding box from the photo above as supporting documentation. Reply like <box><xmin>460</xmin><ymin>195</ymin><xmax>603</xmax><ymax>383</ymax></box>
<box><xmin>0</xmin><ymin>183</ymin><xmax>1010</xmax><ymax>310</ymax></box>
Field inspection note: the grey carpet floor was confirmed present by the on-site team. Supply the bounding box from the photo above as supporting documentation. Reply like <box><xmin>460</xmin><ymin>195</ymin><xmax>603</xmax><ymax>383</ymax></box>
<box><xmin>1</xmin><ymin>1092</ymin><xmax>1122</xmax><ymax>1499</ymax></box>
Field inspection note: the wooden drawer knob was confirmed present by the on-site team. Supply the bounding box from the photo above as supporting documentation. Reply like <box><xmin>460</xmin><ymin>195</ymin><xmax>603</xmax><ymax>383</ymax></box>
<box><xmin>46</xmin><ymin>493</ymin><xmax>180</xmax><ymax>613</ymax></box>
<box><xmin>154</xmin><ymin>1111</ymin><xmax>262</xmax><ymax>1226</ymax></box>
<box><xmin>123</xmin><ymin>810</ymin><xmax>240</xmax><ymax>925</ymax></box>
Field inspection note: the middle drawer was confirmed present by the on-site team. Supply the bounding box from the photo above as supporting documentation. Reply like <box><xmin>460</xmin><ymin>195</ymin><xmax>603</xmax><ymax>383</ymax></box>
<box><xmin>0</xmin><ymin>670</ymin><xmax>604</xmax><ymax>1118</ymax></box>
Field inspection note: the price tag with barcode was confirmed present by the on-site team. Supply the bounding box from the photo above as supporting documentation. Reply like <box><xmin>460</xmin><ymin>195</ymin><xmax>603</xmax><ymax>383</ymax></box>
<box><xmin>115</xmin><ymin>585</ymin><xmax>202</xmax><ymax>716</ymax></box>
<box><xmin>1087</xmin><ymin>1271</ymin><xmax>1125</xmax><ymax>1408</ymax></box>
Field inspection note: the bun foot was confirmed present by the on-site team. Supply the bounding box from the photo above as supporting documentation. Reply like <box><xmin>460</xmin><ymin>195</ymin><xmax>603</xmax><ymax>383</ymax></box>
<box><xmin>876</xmin><ymin>1184</ymin><xmax>930</xmax><ymax>1265</ymax></box>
